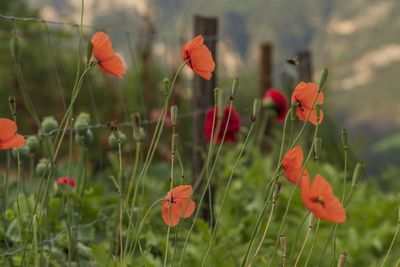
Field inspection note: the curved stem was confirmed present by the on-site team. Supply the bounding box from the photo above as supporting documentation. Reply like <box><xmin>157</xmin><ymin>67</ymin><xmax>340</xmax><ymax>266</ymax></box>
<box><xmin>381</xmin><ymin>221</ymin><xmax>400</xmax><ymax>267</ymax></box>
<box><xmin>294</xmin><ymin>214</ymin><xmax>314</xmax><ymax>267</ymax></box>
<box><xmin>304</xmin><ymin>219</ymin><xmax>320</xmax><ymax>267</ymax></box>
<box><xmin>202</xmin><ymin>122</ymin><xmax>255</xmax><ymax>266</ymax></box>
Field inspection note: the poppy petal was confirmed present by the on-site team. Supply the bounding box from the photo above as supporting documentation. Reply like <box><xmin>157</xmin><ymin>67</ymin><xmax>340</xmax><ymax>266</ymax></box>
<box><xmin>162</xmin><ymin>201</ymin><xmax>180</xmax><ymax>227</ymax></box>
<box><xmin>0</xmin><ymin>118</ymin><xmax>17</xmax><ymax>141</ymax></box>
<box><xmin>91</xmin><ymin>32</ymin><xmax>114</xmax><ymax>61</ymax></box>
<box><xmin>169</xmin><ymin>185</ymin><xmax>193</xmax><ymax>200</ymax></box>
<box><xmin>175</xmin><ymin>198</ymin><xmax>195</xmax><ymax>218</ymax></box>
<box><xmin>99</xmin><ymin>54</ymin><xmax>125</xmax><ymax>79</ymax></box>
<box><xmin>0</xmin><ymin>134</ymin><xmax>25</xmax><ymax>150</ymax></box>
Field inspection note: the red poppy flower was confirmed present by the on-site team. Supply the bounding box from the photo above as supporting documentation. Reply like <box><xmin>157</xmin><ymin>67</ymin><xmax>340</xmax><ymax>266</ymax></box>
<box><xmin>150</xmin><ymin>107</ymin><xmax>172</xmax><ymax>128</ymax></box>
<box><xmin>204</xmin><ymin>105</ymin><xmax>241</xmax><ymax>144</ymax></box>
<box><xmin>282</xmin><ymin>146</ymin><xmax>309</xmax><ymax>187</ymax></box>
<box><xmin>182</xmin><ymin>35</ymin><xmax>215</xmax><ymax>80</ymax></box>
<box><xmin>56</xmin><ymin>177</ymin><xmax>76</xmax><ymax>188</ymax></box>
<box><xmin>91</xmin><ymin>32</ymin><xmax>125</xmax><ymax>79</ymax></box>
<box><xmin>262</xmin><ymin>88</ymin><xmax>289</xmax><ymax>122</ymax></box>
<box><xmin>0</xmin><ymin>118</ymin><xmax>25</xmax><ymax>150</ymax></box>
<box><xmin>291</xmin><ymin>82</ymin><xmax>324</xmax><ymax>126</ymax></box>
<box><xmin>301</xmin><ymin>174</ymin><xmax>346</xmax><ymax>223</ymax></box>
<box><xmin>162</xmin><ymin>185</ymin><xmax>195</xmax><ymax>227</ymax></box>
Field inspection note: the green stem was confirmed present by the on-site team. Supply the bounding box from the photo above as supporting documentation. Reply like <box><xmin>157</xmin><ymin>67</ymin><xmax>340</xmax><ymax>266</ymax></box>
<box><xmin>381</xmin><ymin>221</ymin><xmax>400</xmax><ymax>267</ymax></box>
<box><xmin>294</xmin><ymin>214</ymin><xmax>314</xmax><ymax>267</ymax></box>
<box><xmin>179</xmin><ymin>98</ymin><xmax>235</xmax><ymax>266</ymax></box>
<box><xmin>289</xmin><ymin>211</ymin><xmax>309</xmax><ymax>262</ymax></box>
<box><xmin>304</xmin><ymin>219</ymin><xmax>320</xmax><ymax>267</ymax></box>
<box><xmin>256</xmin><ymin>109</ymin><xmax>268</xmax><ymax>146</ymax></box>
<box><xmin>202</xmin><ymin>122</ymin><xmax>255</xmax><ymax>266</ymax></box>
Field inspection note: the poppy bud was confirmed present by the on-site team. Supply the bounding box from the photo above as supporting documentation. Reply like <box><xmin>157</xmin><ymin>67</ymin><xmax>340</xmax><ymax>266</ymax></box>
<box><xmin>139</xmin><ymin>127</ymin><xmax>146</xmax><ymax>142</ymax></box>
<box><xmin>351</xmin><ymin>162</ymin><xmax>364</xmax><ymax>188</ymax></box>
<box><xmin>171</xmin><ymin>105</ymin><xmax>178</xmax><ymax>126</ymax></box>
<box><xmin>314</xmin><ymin>137</ymin><xmax>322</xmax><ymax>161</ymax></box>
<box><xmin>217</xmin><ymin>89</ymin><xmax>227</xmax><ymax>118</ymax></box>
<box><xmin>36</xmin><ymin>158</ymin><xmax>50</xmax><ymax>177</ymax></box>
<box><xmin>291</xmin><ymin>102</ymin><xmax>298</xmax><ymax>121</ymax></box>
<box><xmin>26</xmin><ymin>136</ymin><xmax>40</xmax><ymax>154</ymax></box>
<box><xmin>342</xmin><ymin>129</ymin><xmax>349</xmax><ymax>150</ymax></box>
<box><xmin>337</xmin><ymin>252</ymin><xmax>347</xmax><ymax>267</ymax></box>
<box><xmin>318</xmin><ymin>68</ymin><xmax>328</xmax><ymax>91</ymax></box>
<box><xmin>273</xmin><ymin>182</ymin><xmax>281</xmax><ymax>202</ymax></box>
<box><xmin>75</xmin><ymin>129</ymin><xmax>93</xmax><ymax>147</ymax></box>
<box><xmin>252</xmin><ymin>99</ymin><xmax>261</xmax><ymax>121</ymax></box>
<box><xmin>5</xmin><ymin>209</ymin><xmax>14</xmax><ymax>221</ymax></box>
<box><xmin>74</xmin><ymin>120</ymin><xmax>89</xmax><ymax>135</ymax></box>
<box><xmin>8</xmin><ymin>96</ymin><xmax>16</xmax><ymax>118</ymax></box>
<box><xmin>163</xmin><ymin>78</ymin><xmax>170</xmax><ymax>97</ymax></box>
<box><xmin>86</xmin><ymin>40</ymin><xmax>93</xmax><ymax>65</ymax></box>
<box><xmin>231</xmin><ymin>78</ymin><xmax>239</xmax><ymax>98</ymax></box>
<box><xmin>131</xmin><ymin>112</ymin><xmax>141</xmax><ymax>142</ymax></box>
<box><xmin>108</xmin><ymin>132</ymin><xmax>127</xmax><ymax>150</ymax></box>
<box><xmin>41</xmin><ymin>116</ymin><xmax>59</xmax><ymax>134</ymax></box>
<box><xmin>12</xmin><ymin>145</ymin><xmax>30</xmax><ymax>160</ymax></box>
<box><xmin>315</xmin><ymin>103</ymin><xmax>321</xmax><ymax>123</ymax></box>
<box><xmin>213</xmin><ymin>88</ymin><xmax>220</xmax><ymax>105</ymax></box>
<box><xmin>76</xmin><ymin>112</ymin><xmax>91</xmax><ymax>123</ymax></box>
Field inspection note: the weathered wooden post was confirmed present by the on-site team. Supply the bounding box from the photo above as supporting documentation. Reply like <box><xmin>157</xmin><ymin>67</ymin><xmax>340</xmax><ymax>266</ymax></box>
<box><xmin>297</xmin><ymin>50</ymin><xmax>312</xmax><ymax>82</ymax></box>
<box><xmin>259</xmin><ymin>43</ymin><xmax>273</xmax><ymax>151</ymax></box>
<box><xmin>191</xmin><ymin>15</ymin><xmax>217</xmax><ymax>224</ymax></box>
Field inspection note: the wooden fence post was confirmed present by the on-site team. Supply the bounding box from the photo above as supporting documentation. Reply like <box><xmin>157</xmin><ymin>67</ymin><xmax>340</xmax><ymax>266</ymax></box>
<box><xmin>191</xmin><ymin>15</ymin><xmax>218</xmax><ymax>224</ymax></box>
<box><xmin>297</xmin><ymin>50</ymin><xmax>312</xmax><ymax>82</ymax></box>
<box><xmin>259</xmin><ymin>43</ymin><xmax>273</xmax><ymax>151</ymax></box>
<box><xmin>260</xmin><ymin>43</ymin><xmax>273</xmax><ymax>95</ymax></box>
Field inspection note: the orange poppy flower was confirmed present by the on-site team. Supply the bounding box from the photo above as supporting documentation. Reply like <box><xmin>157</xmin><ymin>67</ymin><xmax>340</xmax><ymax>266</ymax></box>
<box><xmin>291</xmin><ymin>82</ymin><xmax>324</xmax><ymax>126</ymax></box>
<box><xmin>301</xmin><ymin>174</ymin><xmax>346</xmax><ymax>223</ymax></box>
<box><xmin>162</xmin><ymin>185</ymin><xmax>195</xmax><ymax>227</ymax></box>
<box><xmin>91</xmin><ymin>32</ymin><xmax>125</xmax><ymax>79</ymax></box>
<box><xmin>0</xmin><ymin>118</ymin><xmax>25</xmax><ymax>150</ymax></box>
<box><xmin>282</xmin><ymin>146</ymin><xmax>309</xmax><ymax>187</ymax></box>
<box><xmin>182</xmin><ymin>35</ymin><xmax>215</xmax><ymax>80</ymax></box>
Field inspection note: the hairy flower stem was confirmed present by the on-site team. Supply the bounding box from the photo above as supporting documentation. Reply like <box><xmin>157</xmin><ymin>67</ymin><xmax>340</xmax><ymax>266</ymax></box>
<box><xmin>304</xmin><ymin>219</ymin><xmax>320</xmax><ymax>267</ymax></box>
<box><xmin>294</xmin><ymin>214</ymin><xmax>314</xmax><ymax>267</ymax></box>
<box><xmin>380</xmin><ymin>215</ymin><xmax>400</xmax><ymax>267</ymax></box>
<box><xmin>202</xmin><ymin>122</ymin><xmax>255</xmax><ymax>266</ymax></box>
<box><xmin>179</xmin><ymin>96</ymin><xmax>235</xmax><ymax>266</ymax></box>
<box><xmin>164</xmin><ymin>128</ymin><xmax>177</xmax><ymax>266</ymax></box>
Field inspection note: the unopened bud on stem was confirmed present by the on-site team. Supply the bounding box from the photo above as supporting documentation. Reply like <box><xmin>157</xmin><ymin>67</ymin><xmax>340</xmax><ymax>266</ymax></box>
<box><xmin>318</xmin><ymin>68</ymin><xmax>328</xmax><ymax>91</ymax></box>
<box><xmin>252</xmin><ymin>99</ymin><xmax>261</xmax><ymax>121</ymax></box>
<box><xmin>163</xmin><ymin>78</ymin><xmax>170</xmax><ymax>97</ymax></box>
<box><xmin>273</xmin><ymin>182</ymin><xmax>281</xmax><ymax>202</ymax></box>
<box><xmin>231</xmin><ymin>78</ymin><xmax>239</xmax><ymax>98</ymax></box>
<box><xmin>352</xmin><ymin>162</ymin><xmax>364</xmax><ymax>187</ymax></box>
<box><xmin>342</xmin><ymin>129</ymin><xmax>349</xmax><ymax>150</ymax></box>
<box><xmin>171</xmin><ymin>105</ymin><xmax>178</xmax><ymax>126</ymax></box>
<box><xmin>8</xmin><ymin>96</ymin><xmax>16</xmax><ymax>118</ymax></box>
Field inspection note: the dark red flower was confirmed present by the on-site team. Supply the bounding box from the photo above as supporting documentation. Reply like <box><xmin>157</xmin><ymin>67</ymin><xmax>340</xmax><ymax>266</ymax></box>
<box><xmin>56</xmin><ymin>177</ymin><xmax>76</xmax><ymax>188</ymax></box>
<box><xmin>262</xmin><ymin>89</ymin><xmax>289</xmax><ymax>122</ymax></box>
<box><xmin>204</xmin><ymin>105</ymin><xmax>241</xmax><ymax>144</ymax></box>
<box><xmin>182</xmin><ymin>35</ymin><xmax>215</xmax><ymax>80</ymax></box>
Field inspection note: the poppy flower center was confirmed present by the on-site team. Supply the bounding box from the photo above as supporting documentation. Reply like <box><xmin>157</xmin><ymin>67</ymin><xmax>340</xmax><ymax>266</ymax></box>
<box><xmin>311</xmin><ymin>196</ymin><xmax>325</xmax><ymax>207</ymax></box>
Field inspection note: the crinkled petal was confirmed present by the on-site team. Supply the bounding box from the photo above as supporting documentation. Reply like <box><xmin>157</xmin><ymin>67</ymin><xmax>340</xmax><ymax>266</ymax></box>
<box><xmin>0</xmin><ymin>134</ymin><xmax>25</xmax><ymax>150</ymax></box>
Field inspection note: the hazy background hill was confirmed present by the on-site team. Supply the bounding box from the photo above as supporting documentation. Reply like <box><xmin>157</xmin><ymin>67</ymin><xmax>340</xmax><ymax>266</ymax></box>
<box><xmin>7</xmin><ymin>0</ymin><xmax>400</xmax><ymax>176</ymax></box>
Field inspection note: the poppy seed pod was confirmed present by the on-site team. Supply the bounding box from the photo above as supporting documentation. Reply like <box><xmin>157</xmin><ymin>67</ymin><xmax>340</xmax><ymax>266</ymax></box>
<box><xmin>26</xmin><ymin>136</ymin><xmax>40</xmax><ymax>154</ymax></box>
<box><xmin>108</xmin><ymin>132</ymin><xmax>127</xmax><ymax>150</ymax></box>
<box><xmin>36</xmin><ymin>158</ymin><xmax>50</xmax><ymax>177</ymax></box>
<box><xmin>41</xmin><ymin>116</ymin><xmax>59</xmax><ymax>134</ymax></box>
<box><xmin>75</xmin><ymin>129</ymin><xmax>93</xmax><ymax>147</ymax></box>
<box><xmin>12</xmin><ymin>145</ymin><xmax>30</xmax><ymax>160</ymax></box>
